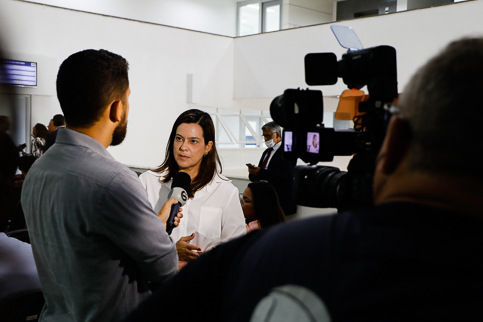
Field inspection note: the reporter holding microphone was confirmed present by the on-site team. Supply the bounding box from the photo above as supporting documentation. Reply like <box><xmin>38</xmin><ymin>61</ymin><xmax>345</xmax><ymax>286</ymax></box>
<box><xmin>140</xmin><ymin>109</ymin><xmax>246</xmax><ymax>269</ymax></box>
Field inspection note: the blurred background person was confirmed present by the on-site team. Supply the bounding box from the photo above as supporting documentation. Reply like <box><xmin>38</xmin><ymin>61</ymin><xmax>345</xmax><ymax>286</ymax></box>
<box><xmin>140</xmin><ymin>109</ymin><xmax>245</xmax><ymax>268</ymax></box>
<box><xmin>5</xmin><ymin>155</ymin><xmax>37</xmax><ymax>232</ymax></box>
<box><xmin>43</xmin><ymin>114</ymin><xmax>65</xmax><ymax>152</ymax></box>
<box><xmin>22</xmin><ymin>123</ymin><xmax>48</xmax><ymax>158</ymax></box>
<box><xmin>0</xmin><ymin>115</ymin><xmax>23</xmax><ymax>231</ymax></box>
<box><xmin>241</xmin><ymin>182</ymin><xmax>286</xmax><ymax>233</ymax></box>
<box><xmin>0</xmin><ymin>115</ymin><xmax>23</xmax><ymax>176</ymax></box>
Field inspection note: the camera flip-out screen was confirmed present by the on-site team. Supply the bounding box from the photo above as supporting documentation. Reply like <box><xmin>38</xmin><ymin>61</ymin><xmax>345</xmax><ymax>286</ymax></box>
<box><xmin>307</xmin><ymin>132</ymin><xmax>320</xmax><ymax>154</ymax></box>
<box><xmin>283</xmin><ymin>128</ymin><xmax>334</xmax><ymax>163</ymax></box>
<box><xmin>282</xmin><ymin>127</ymin><xmax>358</xmax><ymax>164</ymax></box>
<box><xmin>284</xmin><ymin>131</ymin><xmax>293</xmax><ymax>152</ymax></box>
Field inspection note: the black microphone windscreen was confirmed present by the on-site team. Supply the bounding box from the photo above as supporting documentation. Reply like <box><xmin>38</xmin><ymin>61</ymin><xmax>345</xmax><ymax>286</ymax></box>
<box><xmin>172</xmin><ymin>172</ymin><xmax>191</xmax><ymax>191</ymax></box>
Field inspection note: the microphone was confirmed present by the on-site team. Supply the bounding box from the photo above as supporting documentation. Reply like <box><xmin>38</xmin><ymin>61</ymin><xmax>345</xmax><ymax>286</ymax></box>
<box><xmin>166</xmin><ymin>172</ymin><xmax>191</xmax><ymax>235</ymax></box>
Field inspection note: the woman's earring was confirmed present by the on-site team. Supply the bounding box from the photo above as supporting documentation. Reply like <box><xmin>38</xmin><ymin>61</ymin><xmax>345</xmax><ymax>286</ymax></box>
<box><xmin>203</xmin><ymin>153</ymin><xmax>208</xmax><ymax>158</ymax></box>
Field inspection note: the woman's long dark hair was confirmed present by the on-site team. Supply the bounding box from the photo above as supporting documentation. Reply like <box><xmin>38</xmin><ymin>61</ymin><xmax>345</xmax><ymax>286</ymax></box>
<box><xmin>153</xmin><ymin>109</ymin><xmax>222</xmax><ymax>198</ymax></box>
<box><xmin>33</xmin><ymin>123</ymin><xmax>48</xmax><ymax>140</ymax></box>
<box><xmin>248</xmin><ymin>182</ymin><xmax>286</xmax><ymax>229</ymax></box>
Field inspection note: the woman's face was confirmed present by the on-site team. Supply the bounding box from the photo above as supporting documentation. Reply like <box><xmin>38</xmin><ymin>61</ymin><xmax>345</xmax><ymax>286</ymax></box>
<box><xmin>242</xmin><ymin>187</ymin><xmax>256</xmax><ymax>222</ymax></box>
<box><xmin>173</xmin><ymin>123</ymin><xmax>212</xmax><ymax>177</ymax></box>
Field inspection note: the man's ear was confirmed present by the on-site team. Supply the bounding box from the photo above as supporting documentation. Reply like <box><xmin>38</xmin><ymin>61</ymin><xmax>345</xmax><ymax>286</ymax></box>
<box><xmin>377</xmin><ymin>115</ymin><xmax>411</xmax><ymax>175</ymax></box>
<box><xmin>108</xmin><ymin>100</ymin><xmax>123</xmax><ymax>123</ymax></box>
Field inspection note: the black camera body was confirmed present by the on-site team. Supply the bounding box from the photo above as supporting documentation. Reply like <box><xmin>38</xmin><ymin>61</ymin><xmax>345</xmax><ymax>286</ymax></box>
<box><xmin>270</xmin><ymin>45</ymin><xmax>398</xmax><ymax>211</ymax></box>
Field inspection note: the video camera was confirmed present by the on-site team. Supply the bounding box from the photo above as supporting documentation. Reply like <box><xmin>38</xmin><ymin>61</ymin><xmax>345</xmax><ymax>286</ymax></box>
<box><xmin>270</xmin><ymin>25</ymin><xmax>398</xmax><ymax>211</ymax></box>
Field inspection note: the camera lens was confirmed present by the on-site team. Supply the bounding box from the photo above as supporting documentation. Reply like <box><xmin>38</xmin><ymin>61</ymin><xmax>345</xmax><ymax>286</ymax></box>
<box><xmin>293</xmin><ymin>165</ymin><xmax>347</xmax><ymax>209</ymax></box>
<box><xmin>269</xmin><ymin>94</ymin><xmax>288</xmax><ymax>128</ymax></box>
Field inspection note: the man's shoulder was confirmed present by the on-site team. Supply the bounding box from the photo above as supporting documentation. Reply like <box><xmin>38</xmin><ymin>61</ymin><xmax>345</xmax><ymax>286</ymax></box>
<box><xmin>32</xmin><ymin>143</ymin><xmax>136</xmax><ymax>189</ymax></box>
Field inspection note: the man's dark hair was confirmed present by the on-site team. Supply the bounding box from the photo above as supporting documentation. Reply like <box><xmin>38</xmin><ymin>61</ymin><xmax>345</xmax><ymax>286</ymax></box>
<box><xmin>52</xmin><ymin>114</ymin><xmax>65</xmax><ymax>127</ymax></box>
<box><xmin>399</xmin><ymin>37</ymin><xmax>483</xmax><ymax>180</ymax></box>
<box><xmin>56</xmin><ymin>49</ymin><xmax>129</xmax><ymax>128</ymax></box>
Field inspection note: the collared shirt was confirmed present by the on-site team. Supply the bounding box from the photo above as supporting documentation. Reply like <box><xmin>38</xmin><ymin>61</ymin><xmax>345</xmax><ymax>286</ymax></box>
<box><xmin>21</xmin><ymin>128</ymin><xmax>178</xmax><ymax>322</ymax></box>
<box><xmin>140</xmin><ymin>171</ymin><xmax>246</xmax><ymax>251</ymax></box>
<box><xmin>264</xmin><ymin>141</ymin><xmax>281</xmax><ymax>169</ymax></box>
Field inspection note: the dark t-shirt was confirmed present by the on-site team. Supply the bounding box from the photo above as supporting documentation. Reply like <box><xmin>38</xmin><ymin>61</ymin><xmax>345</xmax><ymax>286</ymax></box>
<box><xmin>125</xmin><ymin>202</ymin><xmax>483</xmax><ymax>321</ymax></box>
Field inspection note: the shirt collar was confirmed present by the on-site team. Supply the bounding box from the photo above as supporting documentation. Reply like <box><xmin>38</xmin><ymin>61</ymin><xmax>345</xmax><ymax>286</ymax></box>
<box><xmin>56</xmin><ymin>128</ymin><xmax>114</xmax><ymax>160</ymax></box>
<box><xmin>272</xmin><ymin>140</ymin><xmax>282</xmax><ymax>152</ymax></box>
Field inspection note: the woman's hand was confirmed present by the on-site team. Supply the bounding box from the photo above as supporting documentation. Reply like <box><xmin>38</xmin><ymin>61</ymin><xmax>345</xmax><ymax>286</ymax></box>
<box><xmin>157</xmin><ymin>198</ymin><xmax>183</xmax><ymax>229</ymax></box>
<box><xmin>176</xmin><ymin>233</ymin><xmax>201</xmax><ymax>262</ymax></box>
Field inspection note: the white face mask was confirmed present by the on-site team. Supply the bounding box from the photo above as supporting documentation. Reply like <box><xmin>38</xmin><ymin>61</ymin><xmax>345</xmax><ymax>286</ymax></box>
<box><xmin>265</xmin><ymin>139</ymin><xmax>275</xmax><ymax>149</ymax></box>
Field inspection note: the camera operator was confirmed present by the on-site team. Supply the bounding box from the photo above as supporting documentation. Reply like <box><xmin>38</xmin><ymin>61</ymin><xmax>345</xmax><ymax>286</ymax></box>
<box><xmin>124</xmin><ymin>37</ymin><xmax>483</xmax><ymax>321</ymax></box>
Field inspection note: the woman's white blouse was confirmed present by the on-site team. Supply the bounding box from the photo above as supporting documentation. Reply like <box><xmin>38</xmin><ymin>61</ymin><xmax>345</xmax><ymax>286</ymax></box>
<box><xmin>32</xmin><ymin>137</ymin><xmax>45</xmax><ymax>158</ymax></box>
<box><xmin>139</xmin><ymin>171</ymin><xmax>246</xmax><ymax>251</ymax></box>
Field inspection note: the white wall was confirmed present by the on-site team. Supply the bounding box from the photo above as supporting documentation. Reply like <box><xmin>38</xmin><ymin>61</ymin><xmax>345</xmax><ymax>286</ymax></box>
<box><xmin>1</xmin><ymin>0</ymin><xmax>483</xmax><ymax>171</ymax></box>
<box><xmin>20</xmin><ymin>0</ymin><xmax>239</xmax><ymax>37</ymax></box>
<box><xmin>284</xmin><ymin>0</ymin><xmax>333</xmax><ymax>29</ymax></box>
<box><xmin>0</xmin><ymin>0</ymin><xmax>235</xmax><ymax>168</ymax></box>
<box><xmin>234</xmin><ymin>1</ymin><xmax>483</xmax><ymax>101</ymax></box>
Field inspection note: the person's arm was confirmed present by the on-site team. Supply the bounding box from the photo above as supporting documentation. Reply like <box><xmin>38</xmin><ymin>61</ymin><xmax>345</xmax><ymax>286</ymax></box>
<box><xmin>100</xmin><ymin>170</ymin><xmax>179</xmax><ymax>283</ymax></box>
<box><xmin>139</xmin><ymin>172</ymin><xmax>199</xmax><ymax>267</ymax></box>
<box><xmin>156</xmin><ymin>197</ymin><xmax>182</xmax><ymax>229</ymax></box>
<box><xmin>122</xmin><ymin>230</ymin><xmax>264</xmax><ymax>322</ymax></box>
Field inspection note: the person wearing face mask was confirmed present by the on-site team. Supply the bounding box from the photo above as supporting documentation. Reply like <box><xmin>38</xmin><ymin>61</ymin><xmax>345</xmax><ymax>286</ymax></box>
<box><xmin>139</xmin><ymin>109</ymin><xmax>246</xmax><ymax>269</ymax></box>
<box><xmin>248</xmin><ymin>122</ymin><xmax>297</xmax><ymax>216</ymax></box>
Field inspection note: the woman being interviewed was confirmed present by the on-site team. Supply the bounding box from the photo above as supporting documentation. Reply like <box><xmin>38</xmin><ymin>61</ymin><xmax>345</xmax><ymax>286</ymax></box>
<box><xmin>140</xmin><ymin>109</ymin><xmax>246</xmax><ymax>267</ymax></box>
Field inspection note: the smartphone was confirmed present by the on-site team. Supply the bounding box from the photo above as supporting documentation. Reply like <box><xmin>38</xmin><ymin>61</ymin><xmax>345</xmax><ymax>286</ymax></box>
<box><xmin>246</xmin><ymin>163</ymin><xmax>255</xmax><ymax>169</ymax></box>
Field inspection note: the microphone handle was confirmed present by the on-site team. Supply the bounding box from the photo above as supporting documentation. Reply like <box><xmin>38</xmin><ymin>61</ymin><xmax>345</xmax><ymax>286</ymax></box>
<box><xmin>166</xmin><ymin>202</ymin><xmax>180</xmax><ymax>235</ymax></box>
